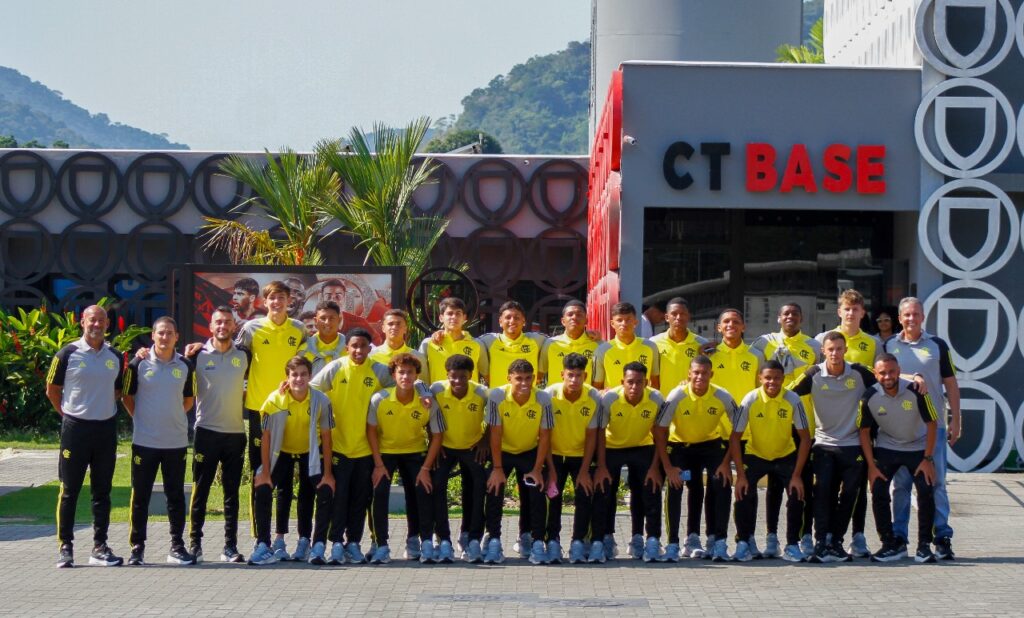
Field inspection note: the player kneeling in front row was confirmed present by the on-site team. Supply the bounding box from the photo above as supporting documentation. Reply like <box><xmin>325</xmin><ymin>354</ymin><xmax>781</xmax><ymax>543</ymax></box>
<box><xmin>859</xmin><ymin>354</ymin><xmax>940</xmax><ymax>564</ymax></box>
<box><xmin>595</xmin><ymin>362</ymin><xmax>666</xmax><ymax>562</ymax></box>
<box><xmin>730</xmin><ymin>361</ymin><xmax>811</xmax><ymax>563</ymax></box>
<box><xmin>429</xmin><ymin>355</ymin><xmax>490</xmax><ymax>563</ymax></box>
<box><xmin>544</xmin><ymin>353</ymin><xmax>603</xmax><ymax>564</ymax></box>
<box><xmin>366</xmin><ymin>353</ymin><xmax>445</xmax><ymax>564</ymax></box>
<box><xmin>483</xmin><ymin>360</ymin><xmax>553</xmax><ymax>564</ymax></box>
<box><xmin>249</xmin><ymin>357</ymin><xmax>335</xmax><ymax>566</ymax></box>
<box><xmin>655</xmin><ymin>355</ymin><xmax>736</xmax><ymax>562</ymax></box>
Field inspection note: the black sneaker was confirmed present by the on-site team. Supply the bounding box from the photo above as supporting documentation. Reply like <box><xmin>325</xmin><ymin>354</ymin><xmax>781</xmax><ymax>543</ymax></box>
<box><xmin>934</xmin><ymin>537</ymin><xmax>955</xmax><ymax>560</ymax></box>
<box><xmin>870</xmin><ymin>542</ymin><xmax>908</xmax><ymax>563</ymax></box>
<box><xmin>916</xmin><ymin>543</ymin><xmax>938</xmax><ymax>563</ymax></box>
<box><xmin>56</xmin><ymin>543</ymin><xmax>74</xmax><ymax>569</ymax></box>
<box><xmin>826</xmin><ymin>542</ymin><xmax>853</xmax><ymax>563</ymax></box>
<box><xmin>220</xmin><ymin>545</ymin><xmax>245</xmax><ymax>563</ymax></box>
<box><xmin>89</xmin><ymin>544</ymin><xmax>124</xmax><ymax>567</ymax></box>
<box><xmin>190</xmin><ymin>543</ymin><xmax>203</xmax><ymax>564</ymax></box>
<box><xmin>167</xmin><ymin>544</ymin><xmax>196</xmax><ymax>565</ymax></box>
<box><xmin>128</xmin><ymin>544</ymin><xmax>145</xmax><ymax>566</ymax></box>
<box><xmin>806</xmin><ymin>541</ymin><xmax>829</xmax><ymax>564</ymax></box>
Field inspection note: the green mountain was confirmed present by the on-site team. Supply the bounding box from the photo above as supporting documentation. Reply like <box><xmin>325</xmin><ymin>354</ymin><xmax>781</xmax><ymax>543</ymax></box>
<box><xmin>452</xmin><ymin>40</ymin><xmax>589</xmax><ymax>155</ymax></box>
<box><xmin>0</xmin><ymin>66</ymin><xmax>187</xmax><ymax>149</ymax></box>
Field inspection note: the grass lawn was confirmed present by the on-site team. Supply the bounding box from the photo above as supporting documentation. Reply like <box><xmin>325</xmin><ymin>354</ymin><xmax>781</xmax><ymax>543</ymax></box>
<box><xmin>0</xmin><ymin>429</ymin><xmax>61</xmax><ymax>450</ymax></box>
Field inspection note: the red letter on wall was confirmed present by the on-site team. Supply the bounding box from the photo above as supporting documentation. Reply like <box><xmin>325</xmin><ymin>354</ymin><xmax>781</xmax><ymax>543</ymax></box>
<box><xmin>779</xmin><ymin>144</ymin><xmax>818</xmax><ymax>193</ymax></box>
<box><xmin>856</xmin><ymin>145</ymin><xmax>886</xmax><ymax>194</ymax></box>
<box><xmin>822</xmin><ymin>144</ymin><xmax>853</xmax><ymax>192</ymax></box>
<box><xmin>746</xmin><ymin>143</ymin><xmax>777</xmax><ymax>192</ymax></box>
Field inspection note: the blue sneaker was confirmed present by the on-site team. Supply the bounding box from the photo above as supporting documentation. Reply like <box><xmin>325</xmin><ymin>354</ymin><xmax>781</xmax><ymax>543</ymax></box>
<box><xmin>711</xmin><ymin>538</ymin><xmax>730</xmax><ymax>562</ymax></box>
<box><xmin>642</xmin><ymin>537</ymin><xmax>663</xmax><ymax>563</ymax></box>
<box><xmin>733</xmin><ymin>540</ymin><xmax>753</xmax><ymax>562</ymax></box>
<box><xmin>248</xmin><ymin>542</ymin><xmax>277</xmax><ymax>566</ymax></box>
<box><xmin>569</xmin><ymin>540</ymin><xmax>587</xmax><ymax>564</ymax></box>
<box><xmin>437</xmin><ymin>540</ymin><xmax>455</xmax><ymax>563</ymax></box>
<box><xmin>588</xmin><ymin>540</ymin><xmax>606</xmax><ymax>564</ymax></box>
<box><xmin>602</xmin><ymin>534</ymin><xmax>617</xmax><ymax>560</ymax></box>
<box><xmin>529</xmin><ymin>540</ymin><xmax>548</xmax><ymax>565</ymax></box>
<box><xmin>703</xmin><ymin>535</ymin><xmax>716</xmax><ymax>560</ymax></box>
<box><xmin>271</xmin><ymin>537</ymin><xmax>289</xmax><ymax>561</ymax></box>
<box><xmin>747</xmin><ymin>535</ymin><xmax>763</xmax><ymax>559</ymax></box>
<box><xmin>482</xmin><ymin>538</ymin><xmax>504</xmax><ymax>564</ymax></box>
<box><xmin>308</xmin><ymin>541</ymin><xmax>327</xmax><ymax>565</ymax></box>
<box><xmin>782</xmin><ymin>544</ymin><xmax>805</xmax><ymax>562</ymax></box>
<box><xmin>800</xmin><ymin>534</ymin><xmax>814</xmax><ymax>558</ymax></box>
<box><xmin>291</xmin><ymin>537</ymin><xmax>311</xmax><ymax>562</ymax></box>
<box><xmin>683</xmin><ymin>533</ymin><xmax>704</xmax><ymax>559</ymax></box>
<box><xmin>513</xmin><ymin>532</ymin><xmax>532</xmax><ymax>558</ymax></box>
<box><xmin>663</xmin><ymin>543</ymin><xmax>681</xmax><ymax>563</ymax></box>
<box><xmin>404</xmin><ymin>537</ymin><xmax>421</xmax><ymax>560</ymax></box>
<box><xmin>369</xmin><ymin>545</ymin><xmax>391</xmax><ymax>564</ymax></box>
<box><xmin>457</xmin><ymin>531</ymin><xmax>470</xmax><ymax>557</ymax></box>
<box><xmin>328</xmin><ymin>542</ymin><xmax>345</xmax><ymax>565</ymax></box>
<box><xmin>629</xmin><ymin>534</ymin><xmax>644</xmax><ymax>560</ymax></box>
<box><xmin>849</xmin><ymin>532</ymin><xmax>871</xmax><ymax>558</ymax></box>
<box><xmin>547</xmin><ymin>540</ymin><xmax>563</xmax><ymax>564</ymax></box>
<box><xmin>419</xmin><ymin>539</ymin><xmax>436</xmax><ymax>564</ymax></box>
<box><xmin>763</xmin><ymin>533</ymin><xmax>781</xmax><ymax>559</ymax></box>
<box><xmin>464</xmin><ymin>539</ymin><xmax>483</xmax><ymax>563</ymax></box>
<box><xmin>345</xmin><ymin>542</ymin><xmax>366</xmax><ymax>564</ymax></box>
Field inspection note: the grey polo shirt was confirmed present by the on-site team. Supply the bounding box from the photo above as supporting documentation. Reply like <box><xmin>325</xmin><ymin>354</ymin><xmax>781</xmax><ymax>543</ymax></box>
<box><xmin>46</xmin><ymin>337</ymin><xmax>124</xmax><ymax>421</ymax></box>
<box><xmin>882</xmin><ymin>331</ymin><xmax>956</xmax><ymax>428</ymax></box>
<box><xmin>859</xmin><ymin>379</ymin><xmax>939</xmax><ymax>452</ymax></box>
<box><xmin>791</xmin><ymin>361</ymin><xmax>876</xmax><ymax>447</ymax></box>
<box><xmin>191</xmin><ymin>340</ymin><xmax>250</xmax><ymax>435</ymax></box>
<box><xmin>125</xmin><ymin>351</ymin><xmax>195</xmax><ymax>449</ymax></box>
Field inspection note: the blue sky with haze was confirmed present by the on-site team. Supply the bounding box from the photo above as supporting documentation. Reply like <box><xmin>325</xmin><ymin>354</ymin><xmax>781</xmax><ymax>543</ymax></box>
<box><xmin>1</xmin><ymin>0</ymin><xmax>590</xmax><ymax>150</ymax></box>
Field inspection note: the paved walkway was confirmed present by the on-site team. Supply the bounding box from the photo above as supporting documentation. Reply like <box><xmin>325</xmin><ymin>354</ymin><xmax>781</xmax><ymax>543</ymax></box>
<box><xmin>0</xmin><ymin>449</ymin><xmax>57</xmax><ymax>497</ymax></box>
<box><xmin>0</xmin><ymin>471</ymin><xmax>1022</xmax><ymax>616</ymax></box>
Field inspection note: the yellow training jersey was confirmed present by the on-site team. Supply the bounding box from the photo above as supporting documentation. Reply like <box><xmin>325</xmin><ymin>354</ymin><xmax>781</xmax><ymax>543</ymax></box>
<box><xmin>418</xmin><ymin>333</ymin><xmax>484</xmax><ymax>384</ymax></box>
<box><xmin>300</xmin><ymin>333</ymin><xmax>346</xmax><ymax>377</ymax></box>
<box><xmin>485</xmin><ymin>385</ymin><xmax>554</xmax><ymax>454</ymax></box>
<box><xmin>430</xmin><ymin>380</ymin><xmax>489</xmax><ymax>450</ymax></box>
<box><xmin>477</xmin><ymin>332</ymin><xmax>546</xmax><ymax>387</ymax></box>
<box><xmin>651</xmin><ymin>330</ymin><xmax>709</xmax><ymax>396</ymax></box>
<box><xmin>657</xmin><ymin>384</ymin><xmax>737</xmax><ymax>444</ymax></box>
<box><xmin>592</xmin><ymin>336</ymin><xmax>661</xmax><ymax>387</ymax></box>
<box><xmin>545</xmin><ymin>383</ymin><xmax>602</xmax><ymax>457</ymax></box>
<box><xmin>599</xmin><ymin>386</ymin><xmax>665</xmax><ymax>449</ymax></box>
<box><xmin>538</xmin><ymin>333</ymin><xmax>599</xmax><ymax>386</ymax></box>
<box><xmin>732</xmin><ymin>387</ymin><xmax>808</xmax><ymax>461</ymax></box>
<box><xmin>310</xmin><ymin>356</ymin><xmax>392</xmax><ymax>458</ymax></box>
<box><xmin>815</xmin><ymin>328</ymin><xmax>881</xmax><ymax>368</ymax></box>
<box><xmin>367</xmin><ymin>388</ymin><xmax>445</xmax><ymax>454</ymax></box>
<box><xmin>369</xmin><ymin>342</ymin><xmax>427</xmax><ymax>368</ymax></box>
<box><xmin>260</xmin><ymin>390</ymin><xmax>313</xmax><ymax>455</ymax></box>
<box><xmin>751</xmin><ymin>331</ymin><xmax>822</xmax><ymax>388</ymax></box>
<box><xmin>709</xmin><ymin>341</ymin><xmax>764</xmax><ymax>434</ymax></box>
<box><xmin>236</xmin><ymin>316</ymin><xmax>307</xmax><ymax>411</ymax></box>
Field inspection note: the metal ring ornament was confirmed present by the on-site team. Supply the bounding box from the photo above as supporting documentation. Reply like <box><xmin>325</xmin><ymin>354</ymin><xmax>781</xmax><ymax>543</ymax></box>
<box><xmin>125</xmin><ymin>220</ymin><xmax>188</xmax><ymax>282</ymax></box>
<box><xmin>189</xmin><ymin>153</ymin><xmax>253</xmax><ymax>218</ymax></box>
<box><xmin>410</xmin><ymin>157</ymin><xmax>457</xmax><ymax>217</ymax></box>
<box><xmin>462</xmin><ymin>225</ymin><xmax>525</xmax><ymax>289</ymax></box>
<box><xmin>915</xmin><ymin>0</ymin><xmax>1016</xmax><ymax>77</ymax></box>
<box><xmin>0</xmin><ymin>150</ymin><xmax>56</xmax><ymax>217</ymax></box>
<box><xmin>526</xmin><ymin>159</ymin><xmax>588</xmax><ymax>226</ymax></box>
<box><xmin>124</xmin><ymin>153</ymin><xmax>190</xmax><ymax>219</ymax></box>
<box><xmin>923</xmin><ymin>279</ymin><xmax>1017</xmax><ymax>380</ymax></box>
<box><xmin>406</xmin><ymin>266</ymin><xmax>480</xmax><ymax>334</ymax></box>
<box><xmin>458</xmin><ymin>159</ymin><xmax>526</xmax><ymax>225</ymax></box>
<box><xmin>57</xmin><ymin>219</ymin><xmax>123</xmax><ymax>284</ymax></box>
<box><xmin>0</xmin><ymin>217</ymin><xmax>55</xmax><ymax>284</ymax></box>
<box><xmin>527</xmin><ymin>226</ymin><xmax>587</xmax><ymax>294</ymax></box>
<box><xmin>55</xmin><ymin>152</ymin><xmax>123</xmax><ymax>218</ymax></box>
<box><xmin>947</xmin><ymin>379</ymin><xmax>1014</xmax><ymax>473</ymax></box>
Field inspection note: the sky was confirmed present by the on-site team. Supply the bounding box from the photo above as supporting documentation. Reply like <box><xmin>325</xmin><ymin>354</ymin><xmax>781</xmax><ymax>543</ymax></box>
<box><xmin>0</xmin><ymin>0</ymin><xmax>591</xmax><ymax>150</ymax></box>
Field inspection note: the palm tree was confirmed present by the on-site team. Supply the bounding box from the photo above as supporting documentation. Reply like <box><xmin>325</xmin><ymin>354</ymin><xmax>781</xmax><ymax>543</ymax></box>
<box><xmin>316</xmin><ymin>117</ymin><xmax>451</xmax><ymax>287</ymax></box>
<box><xmin>202</xmin><ymin>149</ymin><xmax>338</xmax><ymax>265</ymax></box>
<box><xmin>777</xmin><ymin>17</ymin><xmax>824</xmax><ymax>64</ymax></box>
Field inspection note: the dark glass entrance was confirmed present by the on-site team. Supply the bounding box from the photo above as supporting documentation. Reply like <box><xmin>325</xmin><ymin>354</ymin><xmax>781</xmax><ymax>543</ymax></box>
<box><xmin>642</xmin><ymin>208</ymin><xmax>908</xmax><ymax>340</ymax></box>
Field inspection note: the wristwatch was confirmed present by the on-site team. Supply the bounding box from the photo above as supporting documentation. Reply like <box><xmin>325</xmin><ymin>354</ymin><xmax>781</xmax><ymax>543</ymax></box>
<box><xmin>923</xmin><ymin>455</ymin><xmax>934</xmax><ymax>462</ymax></box>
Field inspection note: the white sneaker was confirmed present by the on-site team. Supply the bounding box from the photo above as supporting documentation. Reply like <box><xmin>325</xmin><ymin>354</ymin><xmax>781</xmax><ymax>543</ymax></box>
<box><xmin>683</xmin><ymin>533</ymin><xmax>705</xmax><ymax>558</ymax></box>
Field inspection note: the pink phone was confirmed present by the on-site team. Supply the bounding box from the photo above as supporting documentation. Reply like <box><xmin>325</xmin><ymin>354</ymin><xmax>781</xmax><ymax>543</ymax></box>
<box><xmin>546</xmin><ymin>480</ymin><xmax>560</xmax><ymax>499</ymax></box>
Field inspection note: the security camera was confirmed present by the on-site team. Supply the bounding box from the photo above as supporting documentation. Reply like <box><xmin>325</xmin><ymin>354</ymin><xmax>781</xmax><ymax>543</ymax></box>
<box><xmin>623</xmin><ymin>135</ymin><xmax>637</xmax><ymax>146</ymax></box>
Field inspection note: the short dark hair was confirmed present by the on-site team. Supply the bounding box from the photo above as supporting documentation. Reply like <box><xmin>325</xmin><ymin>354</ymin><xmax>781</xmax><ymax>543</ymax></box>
<box><xmin>690</xmin><ymin>355</ymin><xmax>713</xmax><ymax>370</ymax></box>
<box><xmin>322</xmin><ymin>278</ymin><xmax>346</xmax><ymax>290</ymax></box>
<box><xmin>499</xmin><ymin>300</ymin><xmax>526</xmax><ymax>318</ymax></box>
<box><xmin>875</xmin><ymin>353</ymin><xmax>899</xmax><ymax>366</ymax></box>
<box><xmin>438</xmin><ymin>297</ymin><xmax>466</xmax><ymax>314</ymax></box>
<box><xmin>233</xmin><ymin>277</ymin><xmax>259</xmax><ymax>296</ymax></box>
<box><xmin>285</xmin><ymin>355</ymin><xmax>313</xmax><ymax>375</ymax></box>
<box><xmin>623</xmin><ymin>361</ymin><xmax>647</xmax><ymax>376</ymax></box>
<box><xmin>779</xmin><ymin>303</ymin><xmax>802</xmax><ymax>316</ymax></box>
<box><xmin>665</xmin><ymin>297</ymin><xmax>689</xmax><ymax>311</ymax></box>
<box><xmin>611</xmin><ymin>302</ymin><xmax>636</xmax><ymax>317</ymax></box>
<box><xmin>298</xmin><ymin>310</ymin><xmax>316</xmax><ymax>321</ymax></box>
<box><xmin>346</xmin><ymin>327</ymin><xmax>373</xmax><ymax>344</ymax></box>
<box><xmin>562</xmin><ymin>352</ymin><xmax>588</xmax><ymax>372</ymax></box>
<box><xmin>822</xmin><ymin>330</ymin><xmax>846</xmax><ymax>345</ymax></box>
<box><xmin>507</xmin><ymin>358</ymin><xmax>534</xmax><ymax>375</ymax></box>
<box><xmin>718</xmin><ymin>308</ymin><xmax>743</xmax><ymax>323</ymax></box>
<box><xmin>562</xmin><ymin>300</ymin><xmax>586</xmax><ymax>315</ymax></box>
<box><xmin>382</xmin><ymin>308</ymin><xmax>409</xmax><ymax>324</ymax></box>
<box><xmin>445</xmin><ymin>354</ymin><xmax>475</xmax><ymax>373</ymax></box>
<box><xmin>387</xmin><ymin>352</ymin><xmax>421</xmax><ymax>375</ymax></box>
<box><xmin>152</xmin><ymin>316</ymin><xmax>177</xmax><ymax>332</ymax></box>
<box><xmin>761</xmin><ymin>359</ymin><xmax>785</xmax><ymax>374</ymax></box>
<box><xmin>262</xmin><ymin>280</ymin><xmax>291</xmax><ymax>299</ymax></box>
<box><xmin>315</xmin><ymin>300</ymin><xmax>341</xmax><ymax>315</ymax></box>
<box><xmin>212</xmin><ymin>305</ymin><xmax>234</xmax><ymax>319</ymax></box>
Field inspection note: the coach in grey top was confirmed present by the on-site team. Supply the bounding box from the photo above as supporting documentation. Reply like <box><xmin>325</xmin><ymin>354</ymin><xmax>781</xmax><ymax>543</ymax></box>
<box><xmin>122</xmin><ymin>316</ymin><xmax>197</xmax><ymax>566</ymax></box>
<box><xmin>860</xmin><ymin>379</ymin><xmax>938</xmax><ymax>452</ymax></box>
<box><xmin>193</xmin><ymin>339</ymin><xmax>250</xmax><ymax>435</ymax></box>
